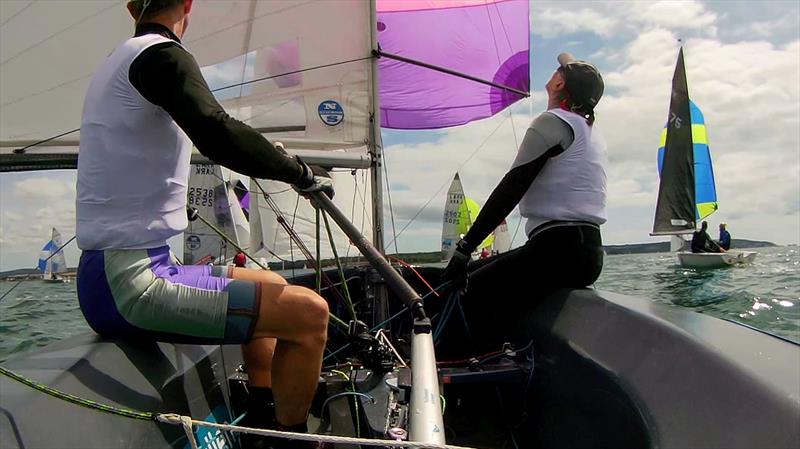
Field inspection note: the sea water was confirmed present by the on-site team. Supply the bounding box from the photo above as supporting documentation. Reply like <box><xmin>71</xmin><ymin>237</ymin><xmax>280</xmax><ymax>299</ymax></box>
<box><xmin>1</xmin><ymin>246</ymin><xmax>797</xmax><ymax>362</ymax></box>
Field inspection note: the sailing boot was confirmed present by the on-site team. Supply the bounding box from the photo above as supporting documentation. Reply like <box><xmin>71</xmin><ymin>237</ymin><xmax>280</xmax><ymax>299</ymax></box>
<box><xmin>239</xmin><ymin>386</ymin><xmax>276</xmax><ymax>449</ymax></box>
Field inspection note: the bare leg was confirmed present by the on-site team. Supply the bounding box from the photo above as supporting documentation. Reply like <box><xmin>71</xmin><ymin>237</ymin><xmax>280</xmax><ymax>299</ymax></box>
<box><xmin>232</xmin><ymin>267</ymin><xmax>329</xmax><ymax>426</ymax></box>
<box><xmin>231</xmin><ymin>268</ymin><xmax>287</xmax><ymax>388</ymax></box>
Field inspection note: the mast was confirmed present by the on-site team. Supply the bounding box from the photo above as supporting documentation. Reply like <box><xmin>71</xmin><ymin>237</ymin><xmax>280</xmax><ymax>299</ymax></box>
<box><xmin>369</xmin><ymin>0</ymin><xmax>385</xmax><ymax>254</ymax></box>
<box><xmin>652</xmin><ymin>47</ymin><xmax>696</xmax><ymax>235</ymax></box>
<box><xmin>369</xmin><ymin>0</ymin><xmax>390</xmax><ymax>323</ymax></box>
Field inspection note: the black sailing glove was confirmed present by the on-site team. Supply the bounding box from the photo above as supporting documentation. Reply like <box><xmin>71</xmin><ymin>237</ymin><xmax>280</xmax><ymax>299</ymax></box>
<box><xmin>441</xmin><ymin>238</ymin><xmax>473</xmax><ymax>291</ymax></box>
<box><xmin>291</xmin><ymin>155</ymin><xmax>334</xmax><ymax>199</ymax></box>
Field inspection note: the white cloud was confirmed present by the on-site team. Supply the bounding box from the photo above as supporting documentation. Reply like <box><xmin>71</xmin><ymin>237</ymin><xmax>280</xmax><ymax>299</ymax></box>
<box><xmin>636</xmin><ymin>1</ymin><xmax>718</xmax><ymax>36</ymax></box>
<box><xmin>12</xmin><ymin>177</ymin><xmax>74</xmax><ymax>199</ymax></box>
<box><xmin>533</xmin><ymin>0</ymin><xmax>719</xmax><ymax>39</ymax></box>
<box><xmin>739</xmin><ymin>13</ymin><xmax>800</xmax><ymax>40</ymax></box>
<box><xmin>533</xmin><ymin>7</ymin><xmax>621</xmax><ymax>38</ymax></box>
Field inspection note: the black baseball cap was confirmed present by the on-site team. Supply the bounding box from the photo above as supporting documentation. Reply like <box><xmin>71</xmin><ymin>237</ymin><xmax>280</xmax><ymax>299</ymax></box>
<box><xmin>557</xmin><ymin>53</ymin><xmax>604</xmax><ymax>111</ymax></box>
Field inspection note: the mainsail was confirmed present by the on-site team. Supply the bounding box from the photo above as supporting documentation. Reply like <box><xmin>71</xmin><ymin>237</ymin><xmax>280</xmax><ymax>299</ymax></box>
<box><xmin>652</xmin><ymin>48</ymin><xmax>718</xmax><ymax>235</ymax></box>
<box><xmin>38</xmin><ymin>228</ymin><xmax>67</xmax><ymax>277</ymax></box>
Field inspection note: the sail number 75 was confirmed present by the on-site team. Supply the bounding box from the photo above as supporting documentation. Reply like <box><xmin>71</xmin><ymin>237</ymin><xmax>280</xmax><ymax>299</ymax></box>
<box><xmin>669</xmin><ymin>112</ymin><xmax>683</xmax><ymax>128</ymax></box>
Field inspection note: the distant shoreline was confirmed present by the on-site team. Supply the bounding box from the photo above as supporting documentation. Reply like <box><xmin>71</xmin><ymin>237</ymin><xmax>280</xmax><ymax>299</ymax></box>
<box><xmin>0</xmin><ymin>239</ymin><xmax>780</xmax><ymax>278</ymax></box>
<box><xmin>602</xmin><ymin>238</ymin><xmax>777</xmax><ymax>255</ymax></box>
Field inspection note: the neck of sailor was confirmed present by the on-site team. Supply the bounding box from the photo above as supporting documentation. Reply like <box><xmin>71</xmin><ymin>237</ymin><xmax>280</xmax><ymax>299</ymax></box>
<box><xmin>130</xmin><ymin>0</ymin><xmax>194</xmax><ymax>39</ymax></box>
<box><xmin>545</xmin><ymin>69</ymin><xmax>567</xmax><ymax>110</ymax></box>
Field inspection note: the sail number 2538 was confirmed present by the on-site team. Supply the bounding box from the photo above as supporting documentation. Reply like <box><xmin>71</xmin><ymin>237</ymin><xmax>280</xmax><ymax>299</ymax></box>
<box><xmin>188</xmin><ymin>187</ymin><xmax>214</xmax><ymax>207</ymax></box>
<box><xmin>669</xmin><ymin>112</ymin><xmax>683</xmax><ymax>128</ymax></box>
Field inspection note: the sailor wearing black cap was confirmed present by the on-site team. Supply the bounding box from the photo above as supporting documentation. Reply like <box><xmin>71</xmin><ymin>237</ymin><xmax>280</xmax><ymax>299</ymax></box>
<box><xmin>442</xmin><ymin>52</ymin><xmax>607</xmax><ymax>302</ymax></box>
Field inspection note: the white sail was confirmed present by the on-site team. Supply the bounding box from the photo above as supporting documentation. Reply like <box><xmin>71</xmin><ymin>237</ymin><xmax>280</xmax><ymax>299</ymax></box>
<box><xmin>441</xmin><ymin>173</ymin><xmax>466</xmax><ymax>261</ymax></box>
<box><xmin>1</xmin><ymin>1</ymin><xmax>374</xmax><ymax>156</ymax></box>
<box><xmin>38</xmin><ymin>227</ymin><xmax>67</xmax><ymax>279</ymax></box>
<box><xmin>184</xmin><ymin>164</ymin><xmax>249</xmax><ymax>265</ymax></box>
<box><xmin>441</xmin><ymin>173</ymin><xmax>513</xmax><ymax>261</ymax></box>
<box><xmin>491</xmin><ymin>220</ymin><xmax>512</xmax><ymax>255</ymax></box>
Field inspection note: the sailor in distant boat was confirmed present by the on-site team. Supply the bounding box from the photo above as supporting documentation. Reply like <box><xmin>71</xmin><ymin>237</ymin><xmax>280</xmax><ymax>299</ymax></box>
<box><xmin>718</xmin><ymin>223</ymin><xmax>731</xmax><ymax>250</ymax></box>
<box><xmin>691</xmin><ymin>221</ymin><xmax>724</xmax><ymax>253</ymax></box>
<box><xmin>441</xmin><ymin>53</ymin><xmax>606</xmax><ymax>348</ymax></box>
<box><xmin>75</xmin><ymin>1</ymin><xmax>332</xmax><ymax>447</ymax></box>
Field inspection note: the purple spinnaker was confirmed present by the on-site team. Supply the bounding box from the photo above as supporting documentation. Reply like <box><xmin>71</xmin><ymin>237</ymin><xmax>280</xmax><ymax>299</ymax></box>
<box><xmin>377</xmin><ymin>0</ymin><xmax>530</xmax><ymax>130</ymax></box>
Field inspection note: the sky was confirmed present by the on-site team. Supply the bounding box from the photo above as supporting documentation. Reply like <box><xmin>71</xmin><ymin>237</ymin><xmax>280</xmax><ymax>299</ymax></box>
<box><xmin>1</xmin><ymin>0</ymin><xmax>799</xmax><ymax>271</ymax></box>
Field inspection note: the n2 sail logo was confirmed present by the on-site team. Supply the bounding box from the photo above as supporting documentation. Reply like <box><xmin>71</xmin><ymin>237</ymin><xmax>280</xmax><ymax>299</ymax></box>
<box><xmin>318</xmin><ymin>100</ymin><xmax>344</xmax><ymax>126</ymax></box>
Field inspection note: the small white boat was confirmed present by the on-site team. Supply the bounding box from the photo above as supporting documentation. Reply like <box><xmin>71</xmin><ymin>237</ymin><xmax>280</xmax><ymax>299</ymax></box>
<box><xmin>677</xmin><ymin>250</ymin><xmax>757</xmax><ymax>269</ymax></box>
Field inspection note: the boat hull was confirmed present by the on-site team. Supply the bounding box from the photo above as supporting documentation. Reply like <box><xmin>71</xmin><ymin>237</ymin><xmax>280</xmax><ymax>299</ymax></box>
<box><xmin>2</xmin><ymin>269</ymin><xmax>797</xmax><ymax>449</ymax></box>
<box><xmin>41</xmin><ymin>277</ymin><xmax>70</xmax><ymax>283</ymax></box>
<box><xmin>677</xmin><ymin>251</ymin><xmax>757</xmax><ymax>268</ymax></box>
<box><xmin>0</xmin><ymin>335</ymin><xmax>241</xmax><ymax>449</ymax></box>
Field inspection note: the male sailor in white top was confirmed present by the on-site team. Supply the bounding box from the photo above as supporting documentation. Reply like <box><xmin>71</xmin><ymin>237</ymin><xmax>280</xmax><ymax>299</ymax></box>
<box><xmin>441</xmin><ymin>53</ymin><xmax>607</xmax><ymax>351</ymax></box>
<box><xmin>76</xmin><ymin>1</ymin><xmax>331</xmax><ymax>447</ymax></box>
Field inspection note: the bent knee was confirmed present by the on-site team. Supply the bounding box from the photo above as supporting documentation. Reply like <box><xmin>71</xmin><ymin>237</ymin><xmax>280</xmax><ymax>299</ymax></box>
<box><xmin>297</xmin><ymin>288</ymin><xmax>329</xmax><ymax>330</ymax></box>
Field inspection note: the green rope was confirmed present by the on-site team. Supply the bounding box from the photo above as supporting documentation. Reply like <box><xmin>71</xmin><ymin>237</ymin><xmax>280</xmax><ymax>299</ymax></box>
<box><xmin>321</xmin><ymin>210</ymin><xmax>356</xmax><ymax>321</ymax></box>
<box><xmin>330</xmin><ymin>313</ymin><xmax>348</xmax><ymax>329</ymax></box>
<box><xmin>0</xmin><ymin>365</ymin><xmax>155</xmax><ymax>421</ymax></box>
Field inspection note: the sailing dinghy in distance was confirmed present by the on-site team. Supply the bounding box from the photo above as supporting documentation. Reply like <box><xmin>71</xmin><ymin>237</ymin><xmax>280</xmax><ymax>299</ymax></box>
<box><xmin>38</xmin><ymin>227</ymin><xmax>69</xmax><ymax>283</ymax></box>
<box><xmin>2</xmin><ymin>3</ymin><xmax>798</xmax><ymax>449</ymax></box>
<box><xmin>652</xmin><ymin>48</ymin><xmax>756</xmax><ymax>269</ymax></box>
<box><xmin>441</xmin><ymin>173</ymin><xmax>512</xmax><ymax>260</ymax></box>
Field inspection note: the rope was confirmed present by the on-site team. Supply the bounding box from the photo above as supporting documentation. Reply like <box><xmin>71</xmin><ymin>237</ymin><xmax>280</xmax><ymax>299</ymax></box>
<box><xmin>388</xmin><ymin>256</ymin><xmax>440</xmax><ymax>298</ymax></box>
<box><xmin>322</xmin><ymin>210</ymin><xmax>357</xmax><ymax>321</ymax></box>
<box><xmin>157</xmin><ymin>414</ymin><xmax>480</xmax><ymax>449</ymax></box>
<box><xmin>0</xmin><ymin>365</ymin><xmax>155</xmax><ymax>421</ymax></box>
<box><xmin>383</xmin><ymin>151</ymin><xmax>401</xmax><ymax>254</ymax></box>
<box><xmin>0</xmin><ymin>364</ymin><xmax>478</xmax><ymax>448</ymax></box>
<box><xmin>180</xmin><ymin>415</ymin><xmax>200</xmax><ymax>449</ymax></box>
<box><xmin>320</xmin><ymin>391</ymin><xmax>375</xmax><ymax>416</ymax></box>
